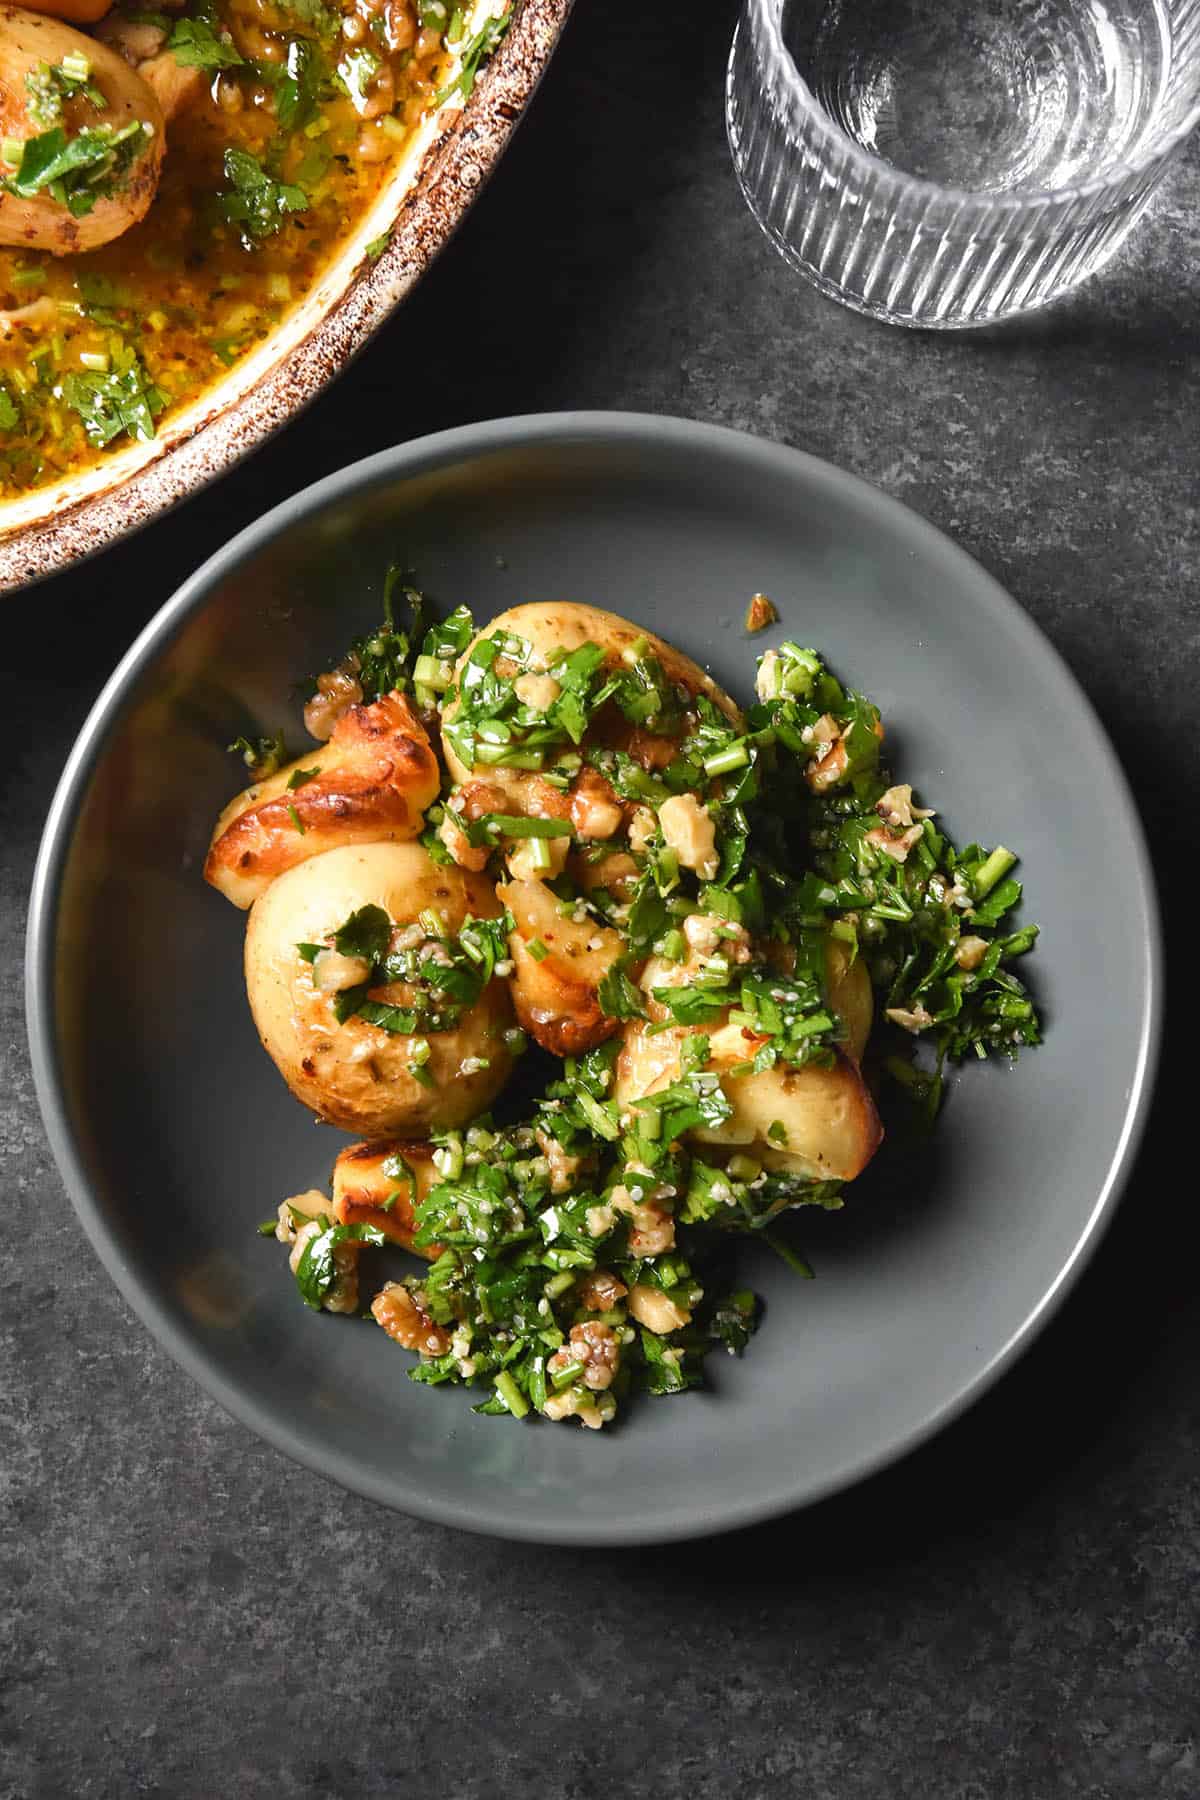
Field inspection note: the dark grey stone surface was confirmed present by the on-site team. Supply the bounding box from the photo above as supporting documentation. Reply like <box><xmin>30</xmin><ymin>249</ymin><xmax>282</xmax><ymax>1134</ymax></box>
<box><xmin>1</xmin><ymin>4</ymin><xmax>1196</xmax><ymax>1795</ymax></box>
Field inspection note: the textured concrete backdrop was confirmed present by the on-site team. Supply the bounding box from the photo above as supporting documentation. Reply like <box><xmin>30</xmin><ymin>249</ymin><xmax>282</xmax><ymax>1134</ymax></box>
<box><xmin>2</xmin><ymin>4</ymin><xmax>1197</xmax><ymax>1796</ymax></box>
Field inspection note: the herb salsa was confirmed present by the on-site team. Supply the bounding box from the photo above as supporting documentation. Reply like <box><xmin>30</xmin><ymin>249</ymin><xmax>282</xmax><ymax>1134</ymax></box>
<box><xmin>207</xmin><ymin>587</ymin><xmax>1044</xmax><ymax>1430</ymax></box>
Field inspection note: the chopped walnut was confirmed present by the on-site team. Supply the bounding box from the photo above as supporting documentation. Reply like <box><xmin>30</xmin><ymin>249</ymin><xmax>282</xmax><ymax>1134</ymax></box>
<box><xmin>438</xmin><ymin>809</ymin><xmax>490</xmax><ymax>872</ymax></box>
<box><xmin>547</xmin><ymin>1320</ymin><xmax>620</xmax><ymax>1392</ymax></box>
<box><xmin>744</xmin><ymin>592</ymin><xmax>778</xmax><ymax>633</ymax></box>
<box><xmin>627</xmin><ymin>806</ymin><xmax>658</xmax><ymax>857</ymax></box>
<box><xmin>956</xmin><ymin>935</ymin><xmax>989</xmax><ymax>971</ymax></box>
<box><xmin>371</xmin><ymin>1282</ymin><xmax>451</xmax><ymax>1356</ymax></box>
<box><xmin>304</xmin><ymin>665</ymin><xmax>363</xmax><ymax>741</ymax></box>
<box><xmin>274</xmin><ymin>1190</ymin><xmax>328</xmax><ymax>1244</ymax></box>
<box><xmin>628</xmin><ymin>1283</ymin><xmax>691</xmax><ymax>1333</ymax></box>
<box><xmin>805</xmin><ymin>723</ymin><xmax>849</xmax><ymax>794</ymax></box>
<box><xmin>865</xmin><ymin>823</ymin><xmax>926</xmax><ymax>864</ymax></box>
<box><xmin>534</xmin><ymin>1127</ymin><xmax>585</xmax><ymax>1195</ymax></box>
<box><xmin>610</xmin><ymin>1184</ymin><xmax>676</xmax><ymax>1256</ymax></box>
<box><xmin>658</xmin><ymin>793</ymin><xmax>719</xmax><ymax>882</ymax></box>
<box><xmin>885</xmin><ymin>1003</ymin><xmax>935</xmax><ymax>1034</ymax></box>
<box><xmin>513</xmin><ymin>672</ymin><xmax>563</xmax><ymax>713</ymax></box>
<box><xmin>577</xmin><ymin>1269</ymin><xmax>628</xmax><ymax>1311</ymax></box>
<box><xmin>755</xmin><ymin>650</ymin><xmax>780</xmax><ymax>704</ymax></box>
<box><xmin>569</xmin><ymin>767</ymin><xmax>624</xmax><ymax>842</ymax></box>
<box><xmin>683</xmin><ymin>913</ymin><xmax>752</xmax><ymax>962</ymax></box>
<box><xmin>313</xmin><ymin>948</ymin><xmax>372</xmax><ymax>993</ymax></box>
<box><xmin>541</xmin><ymin>1389</ymin><xmax>605</xmax><ymax>1428</ymax></box>
<box><xmin>506</xmin><ymin>833</ymin><xmax>570</xmax><ymax>882</ymax></box>
<box><xmin>875</xmin><ymin>783</ymin><xmax>935</xmax><ymax>831</ymax></box>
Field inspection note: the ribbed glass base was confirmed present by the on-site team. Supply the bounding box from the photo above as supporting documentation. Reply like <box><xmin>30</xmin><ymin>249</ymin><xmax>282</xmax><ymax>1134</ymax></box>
<box><xmin>727</xmin><ymin>0</ymin><xmax>1200</xmax><ymax>328</ymax></box>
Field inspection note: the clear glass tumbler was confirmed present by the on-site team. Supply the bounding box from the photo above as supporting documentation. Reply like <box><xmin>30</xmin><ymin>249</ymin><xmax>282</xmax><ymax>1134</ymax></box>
<box><xmin>727</xmin><ymin>0</ymin><xmax>1200</xmax><ymax>327</ymax></box>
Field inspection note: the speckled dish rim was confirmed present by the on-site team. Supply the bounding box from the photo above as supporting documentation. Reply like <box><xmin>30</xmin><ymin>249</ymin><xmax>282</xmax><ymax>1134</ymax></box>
<box><xmin>26</xmin><ymin>413</ymin><xmax>1163</xmax><ymax>1546</ymax></box>
<box><xmin>0</xmin><ymin>0</ymin><xmax>573</xmax><ymax>594</ymax></box>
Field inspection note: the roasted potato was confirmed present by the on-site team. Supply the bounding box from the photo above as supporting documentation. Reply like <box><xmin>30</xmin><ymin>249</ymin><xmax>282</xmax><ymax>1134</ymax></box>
<box><xmin>499</xmin><ymin>877</ymin><xmax>625</xmax><ymax>1056</ymax></box>
<box><xmin>330</xmin><ymin>1139</ymin><xmax>442</xmax><ymax>1254</ymax></box>
<box><xmin>612</xmin><ymin>933</ymin><xmax>882</xmax><ymax>1182</ymax></box>
<box><xmin>206</xmin><ymin>691</ymin><xmax>439</xmax><ymax>909</ymax></box>
<box><xmin>614</xmin><ymin>1017</ymin><xmax>882</xmax><ymax>1183</ymax></box>
<box><xmin>245</xmin><ymin>842</ymin><xmax>514</xmax><ymax>1138</ymax></box>
<box><xmin>441</xmin><ymin>601</ymin><xmax>743</xmax><ymax>808</ymax></box>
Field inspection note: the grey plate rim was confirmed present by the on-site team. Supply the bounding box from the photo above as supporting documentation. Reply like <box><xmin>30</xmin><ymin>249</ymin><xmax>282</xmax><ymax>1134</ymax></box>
<box><xmin>25</xmin><ymin>411</ymin><xmax>1164</xmax><ymax>1546</ymax></box>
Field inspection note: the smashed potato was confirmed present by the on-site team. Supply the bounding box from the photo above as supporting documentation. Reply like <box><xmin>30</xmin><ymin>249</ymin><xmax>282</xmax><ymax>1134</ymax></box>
<box><xmin>244</xmin><ymin>842</ymin><xmax>514</xmax><ymax>1138</ymax></box>
<box><xmin>206</xmin><ymin>692</ymin><xmax>439</xmax><ymax>910</ymax></box>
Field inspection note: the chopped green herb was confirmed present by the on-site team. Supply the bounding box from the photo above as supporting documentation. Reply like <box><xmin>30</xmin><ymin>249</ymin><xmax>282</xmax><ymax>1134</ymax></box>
<box><xmin>24</xmin><ymin>59</ymin><xmax>106</xmax><ymax>130</ymax></box>
<box><xmin>228</xmin><ymin>731</ymin><xmax>285</xmax><ymax>776</ymax></box>
<box><xmin>336</xmin><ymin>46</ymin><xmax>381</xmax><ymax>109</ymax></box>
<box><xmin>271</xmin><ymin>38</ymin><xmax>326</xmax><ymax>133</ymax></box>
<box><xmin>293</xmin><ymin>1218</ymin><xmax>385</xmax><ymax>1309</ymax></box>
<box><xmin>287</xmin><ymin>765</ymin><xmax>321</xmax><ymax>789</ymax></box>
<box><xmin>61</xmin><ymin>344</ymin><xmax>165</xmax><ymax>448</ymax></box>
<box><xmin>216</xmin><ymin>147</ymin><xmax>306</xmax><ymax>249</ymax></box>
<box><xmin>3</xmin><ymin>120</ymin><xmax>154</xmax><ymax>219</ymax></box>
<box><xmin>436</xmin><ymin>4</ymin><xmax>511</xmax><ymax>106</ymax></box>
<box><xmin>167</xmin><ymin>14</ymin><xmax>244</xmax><ymax>70</ymax></box>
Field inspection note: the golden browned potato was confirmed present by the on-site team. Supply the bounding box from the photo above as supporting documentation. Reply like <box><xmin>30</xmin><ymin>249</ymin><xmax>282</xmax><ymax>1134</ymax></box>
<box><xmin>0</xmin><ymin>8</ymin><xmax>163</xmax><ymax>253</ymax></box>
<box><xmin>441</xmin><ymin>601</ymin><xmax>743</xmax><ymax>792</ymax></box>
<box><xmin>245</xmin><ymin>842</ymin><xmax>515</xmax><ymax>1138</ymax></box>
<box><xmin>613</xmin><ymin>936</ymin><xmax>882</xmax><ymax>1182</ymax></box>
<box><xmin>614</xmin><ymin>1016</ymin><xmax>882</xmax><ymax>1183</ymax></box>
<box><xmin>330</xmin><ymin>1139</ymin><xmax>442</xmax><ymax>1254</ymax></box>
<box><xmin>499</xmin><ymin>876</ymin><xmax>625</xmax><ymax>1057</ymax></box>
<box><xmin>206</xmin><ymin>691</ymin><xmax>439</xmax><ymax>909</ymax></box>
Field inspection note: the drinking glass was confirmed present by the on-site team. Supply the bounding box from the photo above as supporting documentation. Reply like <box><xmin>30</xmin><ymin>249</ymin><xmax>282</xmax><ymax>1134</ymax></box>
<box><xmin>727</xmin><ymin>0</ymin><xmax>1200</xmax><ymax>327</ymax></box>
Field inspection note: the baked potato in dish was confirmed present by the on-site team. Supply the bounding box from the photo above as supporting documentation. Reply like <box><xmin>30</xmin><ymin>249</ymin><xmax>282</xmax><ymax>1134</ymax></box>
<box><xmin>0</xmin><ymin>8</ymin><xmax>165</xmax><ymax>255</ymax></box>
<box><xmin>206</xmin><ymin>692</ymin><xmax>439</xmax><ymax>909</ymax></box>
<box><xmin>244</xmin><ymin>841</ymin><xmax>514</xmax><ymax>1138</ymax></box>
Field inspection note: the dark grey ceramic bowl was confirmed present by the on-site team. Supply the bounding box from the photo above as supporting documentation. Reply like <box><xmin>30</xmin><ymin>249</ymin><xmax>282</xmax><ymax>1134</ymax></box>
<box><xmin>27</xmin><ymin>414</ymin><xmax>1161</xmax><ymax>1546</ymax></box>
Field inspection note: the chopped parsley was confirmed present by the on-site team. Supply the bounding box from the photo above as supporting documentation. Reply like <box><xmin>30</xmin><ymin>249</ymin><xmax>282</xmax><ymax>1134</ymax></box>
<box><xmin>166</xmin><ymin>12</ymin><xmax>244</xmax><ymax>70</ymax></box>
<box><xmin>228</xmin><ymin>731</ymin><xmax>286</xmax><ymax>776</ymax></box>
<box><xmin>24</xmin><ymin>58</ymin><xmax>106</xmax><ymax>130</ymax></box>
<box><xmin>216</xmin><ymin>148</ymin><xmax>307</xmax><ymax>249</ymax></box>
<box><xmin>436</xmin><ymin>4</ymin><xmax>512</xmax><ymax>106</ymax></box>
<box><xmin>61</xmin><ymin>345</ymin><xmax>166</xmax><ymax>449</ymax></box>
<box><xmin>2</xmin><ymin>120</ymin><xmax>154</xmax><ymax>219</ymax></box>
<box><xmin>270</xmin><ymin>38</ymin><xmax>327</xmax><ymax>133</ymax></box>
<box><xmin>336</xmin><ymin>46</ymin><xmax>381</xmax><ymax>109</ymax></box>
<box><xmin>303</xmin><ymin>904</ymin><xmax>514</xmax><ymax>1036</ymax></box>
